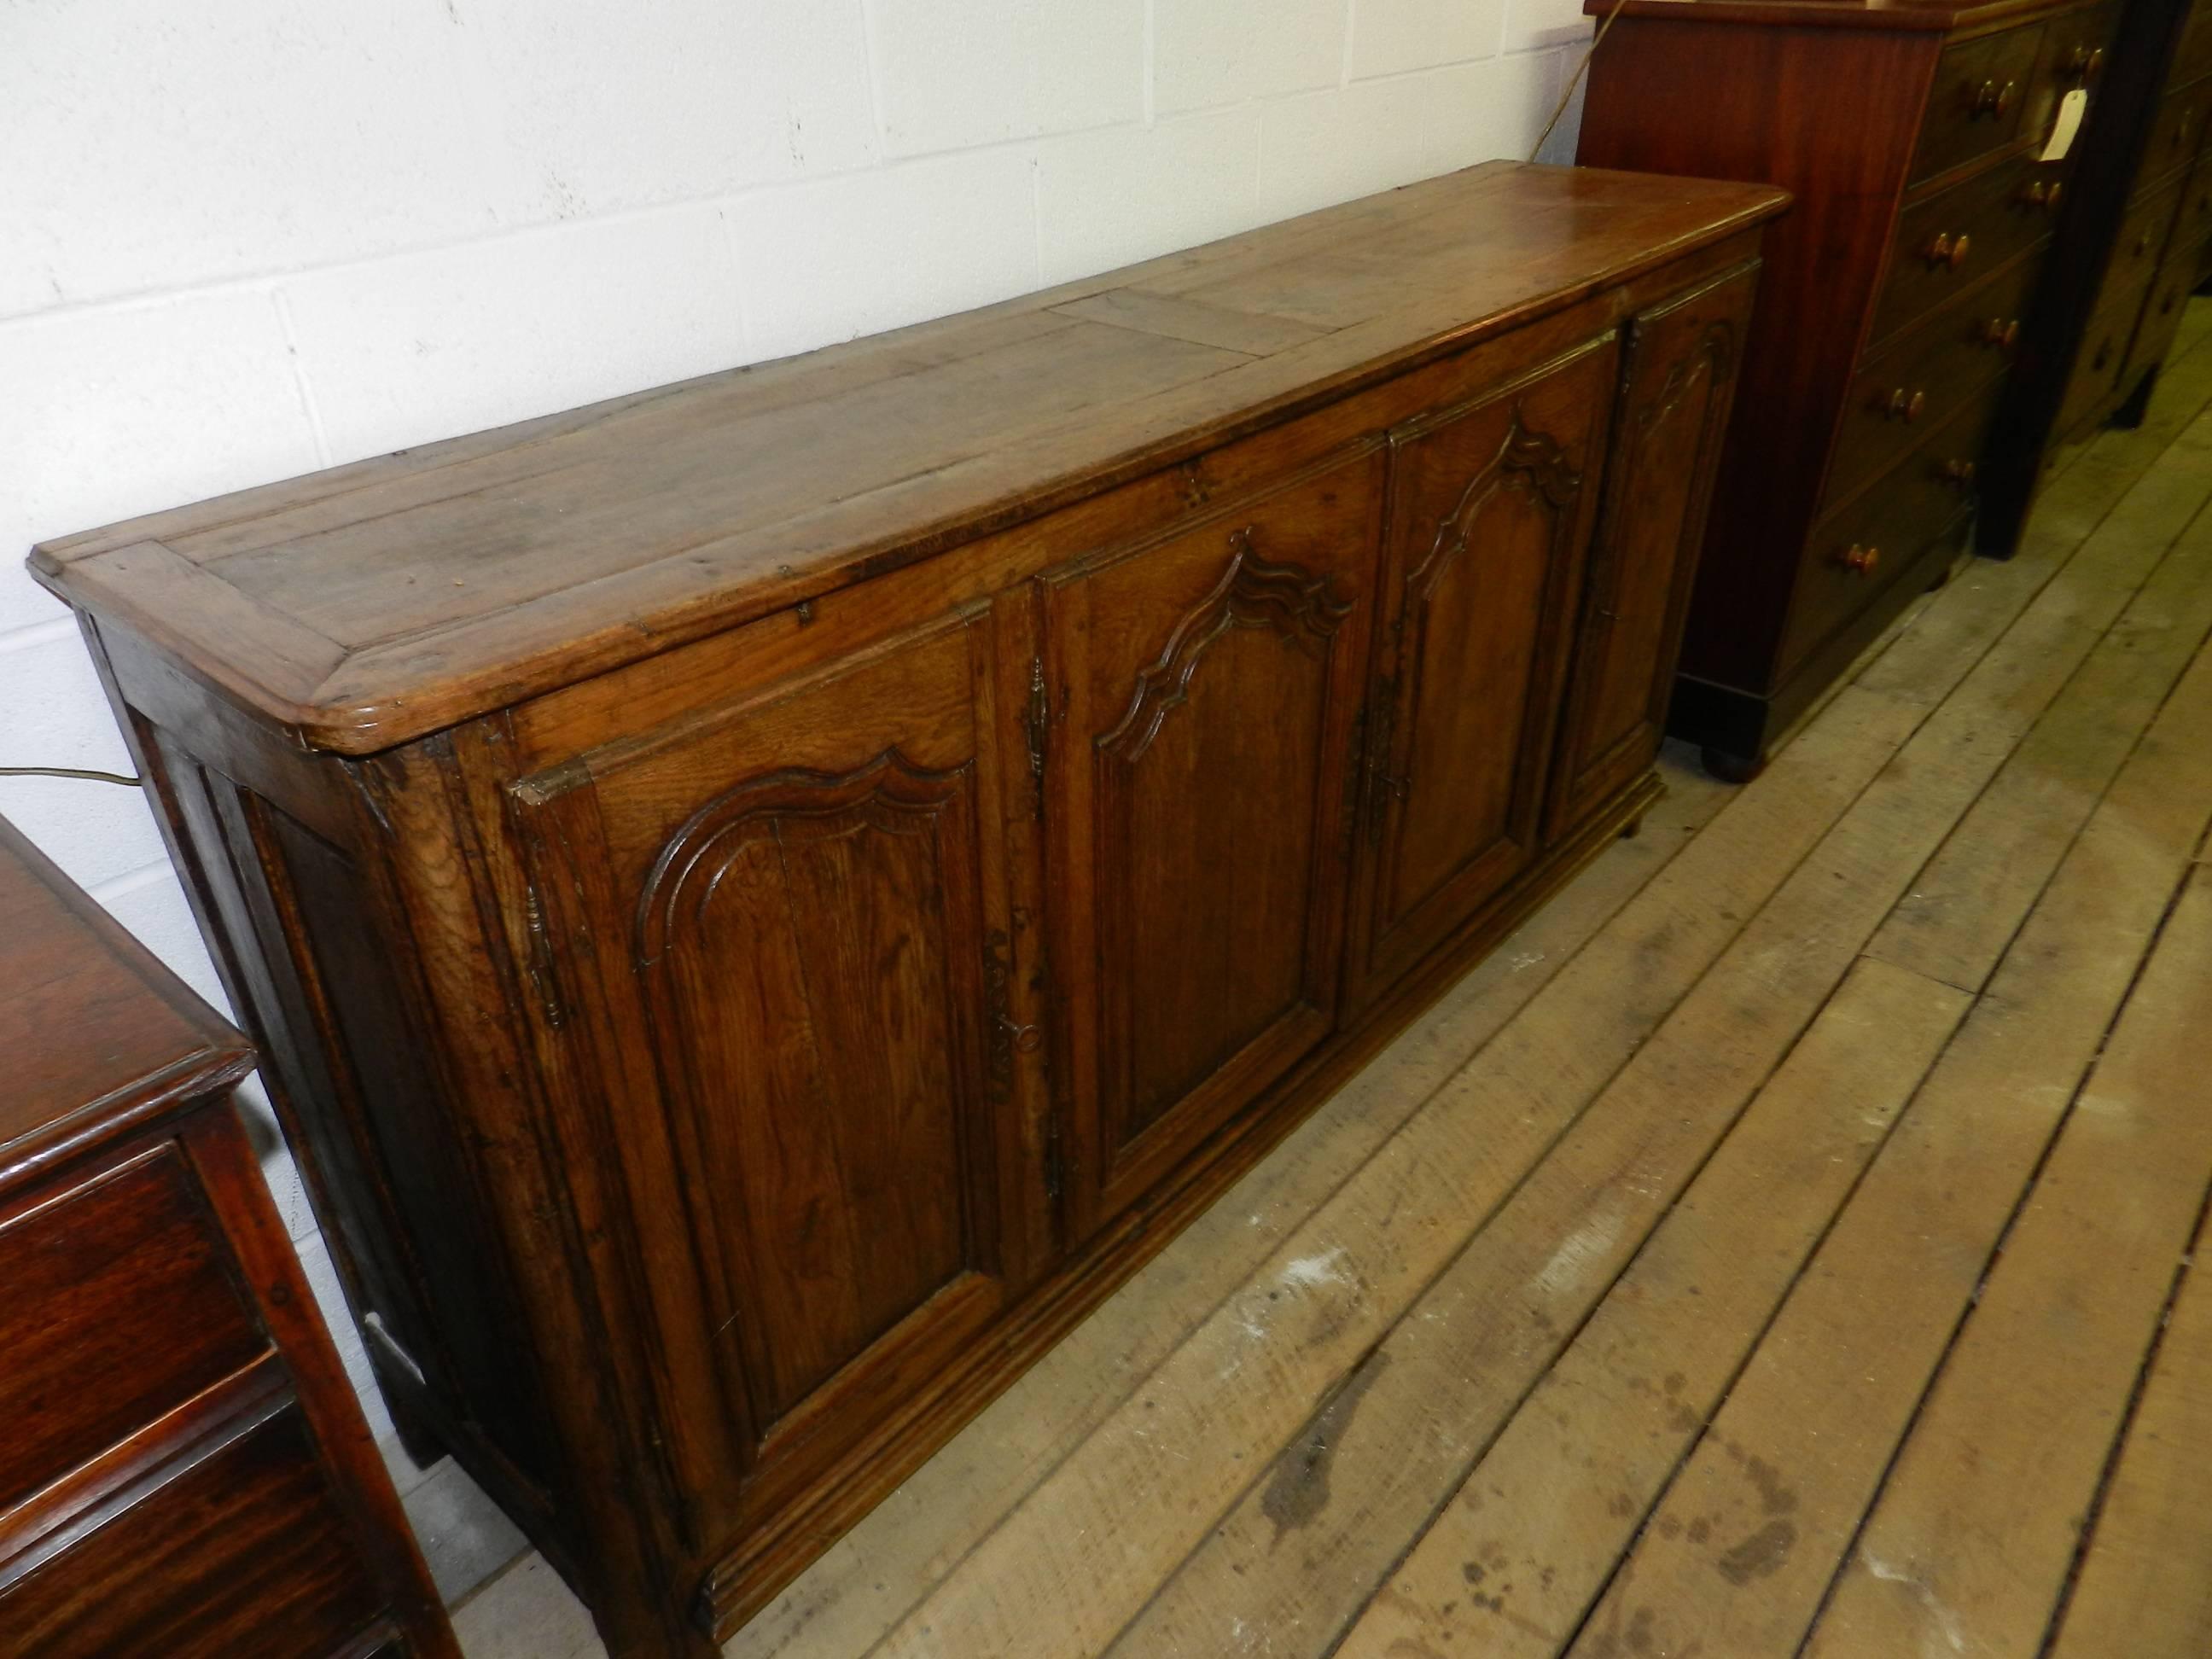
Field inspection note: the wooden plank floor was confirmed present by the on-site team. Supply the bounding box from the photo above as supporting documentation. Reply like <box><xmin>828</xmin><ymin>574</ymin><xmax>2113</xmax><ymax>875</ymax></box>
<box><xmin>449</xmin><ymin>303</ymin><xmax>2212</xmax><ymax>1659</ymax></box>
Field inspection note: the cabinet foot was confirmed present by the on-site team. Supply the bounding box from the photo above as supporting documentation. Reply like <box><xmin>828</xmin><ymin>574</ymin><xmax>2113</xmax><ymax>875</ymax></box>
<box><xmin>386</xmin><ymin>1397</ymin><xmax>446</xmax><ymax>1470</ymax></box>
<box><xmin>1700</xmin><ymin>744</ymin><xmax>1766</xmax><ymax>785</ymax></box>
<box><xmin>1620</xmin><ymin>812</ymin><xmax>1647</xmax><ymax>840</ymax></box>
<box><xmin>2110</xmin><ymin>365</ymin><xmax>2157</xmax><ymax>431</ymax></box>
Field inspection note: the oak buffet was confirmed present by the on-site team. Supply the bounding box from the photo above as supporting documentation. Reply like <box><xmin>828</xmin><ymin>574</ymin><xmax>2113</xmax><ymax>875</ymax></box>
<box><xmin>30</xmin><ymin>162</ymin><xmax>1784</xmax><ymax>1656</ymax></box>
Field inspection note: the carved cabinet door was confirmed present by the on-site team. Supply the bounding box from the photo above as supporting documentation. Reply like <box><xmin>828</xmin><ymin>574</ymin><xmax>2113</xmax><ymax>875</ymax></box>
<box><xmin>1033</xmin><ymin>452</ymin><xmax>1385</xmax><ymax>1241</ymax></box>
<box><xmin>1345</xmin><ymin>336</ymin><xmax>1618</xmax><ymax>1004</ymax></box>
<box><xmin>507</xmin><ymin>603</ymin><xmax>1042</xmax><ymax>1535</ymax></box>
<box><xmin>1547</xmin><ymin>264</ymin><xmax>1756</xmax><ymax>836</ymax></box>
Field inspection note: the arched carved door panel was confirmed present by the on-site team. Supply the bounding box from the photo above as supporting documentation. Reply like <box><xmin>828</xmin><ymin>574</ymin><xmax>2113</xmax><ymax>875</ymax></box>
<box><xmin>1036</xmin><ymin>453</ymin><xmax>1385</xmax><ymax>1241</ymax></box>
<box><xmin>508</xmin><ymin>605</ymin><xmax>1040</xmax><ymax>1546</ymax></box>
<box><xmin>1347</xmin><ymin>335</ymin><xmax>1619</xmax><ymax>1004</ymax></box>
<box><xmin>1549</xmin><ymin>263</ymin><xmax>1758</xmax><ymax>836</ymax></box>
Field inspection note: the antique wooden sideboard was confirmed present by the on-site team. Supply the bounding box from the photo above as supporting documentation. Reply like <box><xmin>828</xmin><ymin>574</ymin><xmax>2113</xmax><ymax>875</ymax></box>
<box><xmin>29</xmin><ymin>162</ymin><xmax>1784</xmax><ymax>1656</ymax></box>
<box><xmin>1578</xmin><ymin>0</ymin><xmax>2121</xmax><ymax>777</ymax></box>
<box><xmin>0</xmin><ymin>814</ymin><xmax>456</xmax><ymax>1656</ymax></box>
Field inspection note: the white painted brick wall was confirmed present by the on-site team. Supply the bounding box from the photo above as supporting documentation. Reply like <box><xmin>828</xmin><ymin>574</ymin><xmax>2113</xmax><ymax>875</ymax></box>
<box><xmin>0</xmin><ymin>0</ymin><xmax>1592</xmax><ymax>1604</ymax></box>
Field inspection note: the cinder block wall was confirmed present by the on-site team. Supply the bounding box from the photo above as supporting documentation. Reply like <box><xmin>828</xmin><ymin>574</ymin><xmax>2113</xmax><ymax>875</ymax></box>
<box><xmin>0</xmin><ymin>0</ymin><xmax>1592</xmax><ymax>1597</ymax></box>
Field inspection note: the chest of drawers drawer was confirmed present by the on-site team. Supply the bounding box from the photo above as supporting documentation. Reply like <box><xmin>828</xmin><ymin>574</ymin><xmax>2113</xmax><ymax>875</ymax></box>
<box><xmin>2</xmin><ymin>1400</ymin><xmax>390</xmax><ymax>1659</ymax></box>
<box><xmin>2124</xmin><ymin>259</ymin><xmax>2197</xmax><ymax>391</ymax></box>
<box><xmin>2139</xmin><ymin>78</ymin><xmax>2212</xmax><ymax>197</ymax></box>
<box><xmin>1784</xmin><ymin>394</ymin><xmax>1997</xmax><ymax>677</ymax></box>
<box><xmin>2175</xmin><ymin>144</ymin><xmax>2212</xmax><ymax>252</ymax></box>
<box><xmin>1830</xmin><ymin>251</ymin><xmax>2040</xmax><ymax>509</ymax></box>
<box><xmin>1911</xmin><ymin>24</ymin><xmax>2050</xmax><ymax>186</ymax></box>
<box><xmin>2110</xmin><ymin>172</ymin><xmax>2186</xmax><ymax>294</ymax></box>
<box><xmin>1872</xmin><ymin>152</ymin><xmax>2063</xmax><ymax>348</ymax></box>
<box><xmin>0</xmin><ymin>1146</ymin><xmax>271</xmax><ymax>1519</ymax></box>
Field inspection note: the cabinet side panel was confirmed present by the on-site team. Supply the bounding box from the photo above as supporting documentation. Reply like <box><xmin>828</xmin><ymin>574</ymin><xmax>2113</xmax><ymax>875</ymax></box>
<box><xmin>258</xmin><ymin>802</ymin><xmax>560</xmax><ymax>1493</ymax></box>
<box><xmin>142</xmin><ymin>730</ymin><xmax>556</xmax><ymax>1513</ymax></box>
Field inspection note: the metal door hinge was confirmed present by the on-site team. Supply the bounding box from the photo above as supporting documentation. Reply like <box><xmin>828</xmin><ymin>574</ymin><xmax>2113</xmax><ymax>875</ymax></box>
<box><xmin>521</xmin><ymin>880</ymin><xmax>569</xmax><ymax>1030</ymax></box>
<box><xmin>1025</xmin><ymin>656</ymin><xmax>1051</xmax><ymax>819</ymax></box>
<box><xmin>1365</xmin><ymin>679</ymin><xmax>1405</xmax><ymax>846</ymax></box>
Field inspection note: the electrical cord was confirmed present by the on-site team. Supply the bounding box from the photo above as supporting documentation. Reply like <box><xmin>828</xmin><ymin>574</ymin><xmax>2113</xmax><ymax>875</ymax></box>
<box><xmin>1529</xmin><ymin>0</ymin><xmax>1633</xmax><ymax>162</ymax></box>
<box><xmin>0</xmin><ymin>765</ymin><xmax>142</xmax><ymax>787</ymax></box>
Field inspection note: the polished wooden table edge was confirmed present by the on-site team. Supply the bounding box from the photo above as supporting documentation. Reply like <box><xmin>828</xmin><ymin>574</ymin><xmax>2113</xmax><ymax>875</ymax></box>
<box><xmin>1582</xmin><ymin>0</ymin><xmax>2106</xmax><ymax>32</ymax></box>
<box><xmin>27</xmin><ymin>166</ymin><xmax>1789</xmax><ymax>760</ymax></box>
<box><xmin>0</xmin><ymin>816</ymin><xmax>256</xmax><ymax>1185</ymax></box>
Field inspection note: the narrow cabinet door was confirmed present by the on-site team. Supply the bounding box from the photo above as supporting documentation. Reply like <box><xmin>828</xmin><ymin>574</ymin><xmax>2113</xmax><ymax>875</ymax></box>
<box><xmin>1547</xmin><ymin>262</ymin><xmax>1758</xmax><ymax>836</ymax></box>
<box><xmin>1347</xmin><ymin>337</ymin><xmax>1617</xmax><ymax>1003</ymax></box>
<box><xmin>508</xmin><ymin>603</ymin><xmax>1041</xmax><ymax>1528</ymax></box>
<box><xmin>1035</xmin><ymin>452</ymin><xmax>1384</xmax><ymax>1240</ymax></box>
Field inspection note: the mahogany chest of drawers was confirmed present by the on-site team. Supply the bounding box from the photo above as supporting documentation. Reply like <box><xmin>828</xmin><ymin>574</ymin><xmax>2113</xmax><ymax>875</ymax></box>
<box><xmin>0</xmin><ymin>815</ymin><xmax>455</xmax><ymax>1657</ymax></box>
<box><xmin>1579</xmin><ymin>0</ymin><xmax>2120</xmax><ymax>777</ymax></box>
<box><xmin>28</xmin><ymin>163</ymin><xmax>1784</xmax><ymax>1656</ymax></box>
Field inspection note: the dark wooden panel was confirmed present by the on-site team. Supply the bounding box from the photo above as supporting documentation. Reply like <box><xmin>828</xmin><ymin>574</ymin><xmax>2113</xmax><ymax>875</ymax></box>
<box><xmin>1551</xmin><ymin>264</ymin><xmax>1760</xmax><ymax>837</ymax></box>
<box><xmin>1042</xmin><ymin>452</ymin><xmax>1382</xmax><ymax>1236</ymax></box>
<box><xmin>0</xmin><ymin>1404</ymin><xmax>385</xmax><ymax>1659</ymax></box>
<box><xmin>1348</xmin><ymin>339</ymin><xmax>1615</xmax><ymax>998</ymax></box>
<box><xmin>0</xmin><ymin>1145</ymin><xmax>268</xmax><ymax>1517</ymax></box>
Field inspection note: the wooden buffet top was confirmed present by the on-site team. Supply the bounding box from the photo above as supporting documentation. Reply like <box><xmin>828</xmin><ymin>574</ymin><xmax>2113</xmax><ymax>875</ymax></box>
<box><xmin>30</xmin><ymin>162</ymin><xmax>1784</xmax><ymax>755</ymax></box>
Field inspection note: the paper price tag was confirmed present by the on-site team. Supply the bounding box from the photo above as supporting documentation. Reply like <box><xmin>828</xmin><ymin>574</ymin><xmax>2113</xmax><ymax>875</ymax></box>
<box><xmin>2043</xmin><ymin>88</ymin><xmax>2088</xmax><ymax>162</ymax></box>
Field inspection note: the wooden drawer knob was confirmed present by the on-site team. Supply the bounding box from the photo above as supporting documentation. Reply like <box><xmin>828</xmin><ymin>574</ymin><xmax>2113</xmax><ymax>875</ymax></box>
<box><xmin>1885</xmin><ymin>387</ymin><xmax>1929</xmax><ymax>422</ymax></box>
<box><xmin>1924</xmin><ymin>231</ymin><xmax>1972</xmax><ymax>270</ymax></box>
<box><xmin>2065</xmin><ymin>45</ymin><xmax>2104</xmax><ymax>83</ymax></box>
<box><xmin>1942</xmin><ymin>457</ymin><xmax>1978</xmax><ymax>487</ymax></box>
<box><xmin>1838</xmin><ymin>544</ymin><xmax>1882</xmax><ymax>575</ymax></box>
<box><xmin>2020</xmin><ymin>178</ymin><xmax>2064</xmax><ymax>213</ymax></box>
<box><xmin>1972</xmin><ymin>79</ymin><xmax>2018</xmax><ymax>117</ymax></box>
<box><xmin>1982</xmin><ymin>317</ymin><xmax>2022</xmax><ymax>349</ymax></box>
